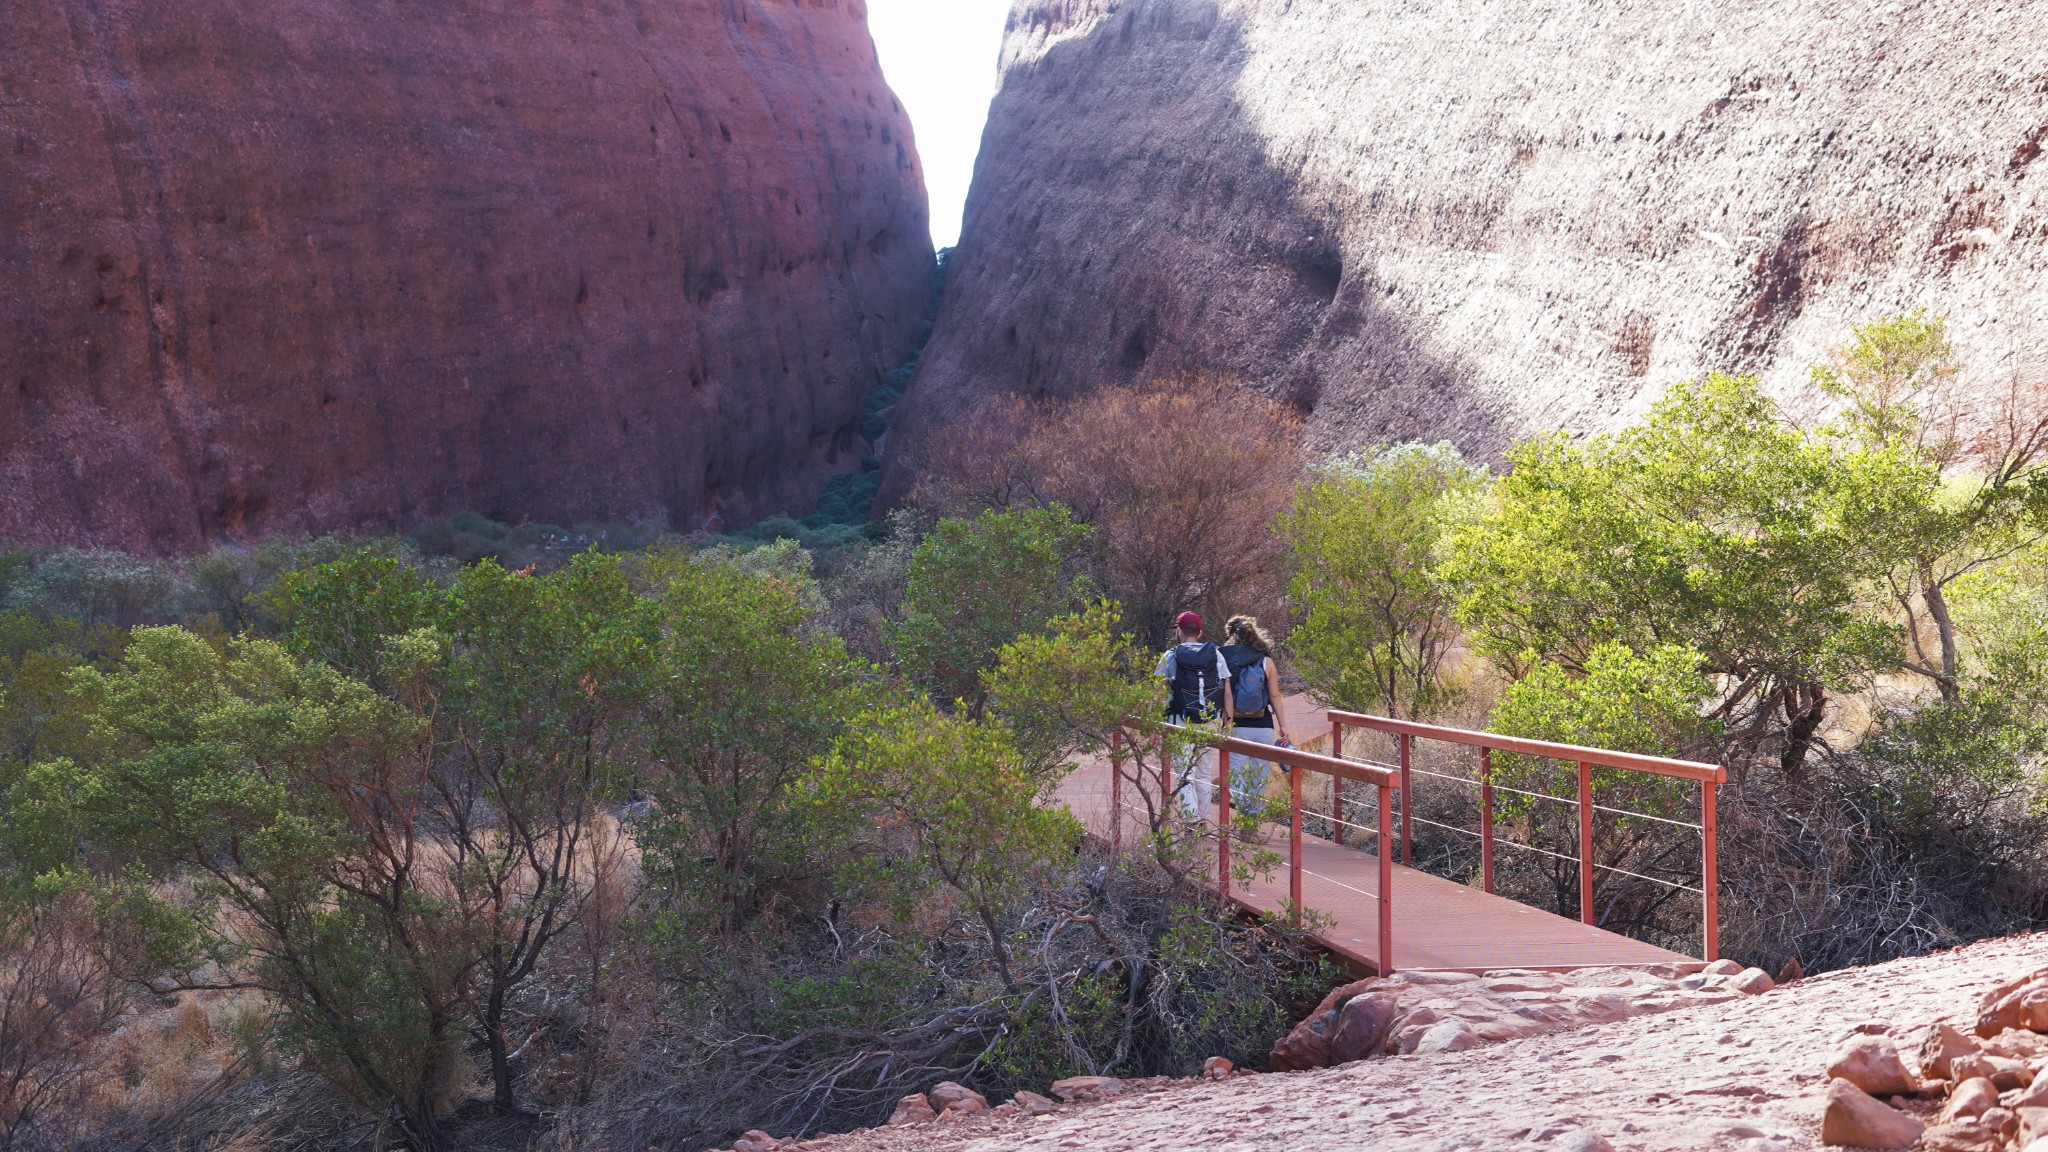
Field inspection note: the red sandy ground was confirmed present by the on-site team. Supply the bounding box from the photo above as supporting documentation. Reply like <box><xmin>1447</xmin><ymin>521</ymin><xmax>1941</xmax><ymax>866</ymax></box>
<box><xmin>782</xmin><ymin>931</ymin><xmax>2048</xmax><ymax>1152</ymax></box>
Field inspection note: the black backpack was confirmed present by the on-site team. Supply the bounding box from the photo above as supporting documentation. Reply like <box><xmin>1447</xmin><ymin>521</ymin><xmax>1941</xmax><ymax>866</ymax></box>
<box><xmin>1167</xmin><ymin>641</ymin><xmax>1223</xmax><ymax>721</ymax></box>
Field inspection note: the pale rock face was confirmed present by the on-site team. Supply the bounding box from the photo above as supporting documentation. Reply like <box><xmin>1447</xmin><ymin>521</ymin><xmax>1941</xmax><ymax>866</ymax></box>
<box><xmin>0</xmin><ymin>0</ymin><xmax>933</xmax><ymax>552</ymax></box>
<box><xmin>881</xmin><ymin>0</ymin><xmax>2048</xmax><ymax>502</ymax></box>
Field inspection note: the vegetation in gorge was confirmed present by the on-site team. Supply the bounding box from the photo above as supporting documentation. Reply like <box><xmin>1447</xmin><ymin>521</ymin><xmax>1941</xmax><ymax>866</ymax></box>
<box><xmin>1290</xmin><ymin>315</ymin><xmax>2048</xmax><ymax>968</ymax></box>
<box><xmin>0</xmin><ymin>488</ymin><xmax>1324</xmax><ymax>1150</ymax></box>
<box><xmin>3</xmin><ymin>318</ymin><xmax>2048</xmax><ymax>1150</ymax></box>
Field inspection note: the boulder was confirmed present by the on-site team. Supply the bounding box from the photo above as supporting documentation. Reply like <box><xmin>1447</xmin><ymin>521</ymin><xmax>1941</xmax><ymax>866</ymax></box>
<box><xmin>733</xmin><ymin>1133</ymin><xmax>783</xmax><ymax>1152</ymax></box>
<box><xmin>1822</xmin><ymin>1079</ymin><xmax>1926</xmax><ymax>1149</ymax></box>
<box><xmin>1778</xmin><ymin>957</ymin><xmax>1806</xmax><ymax>985</ymax></box>
<box><xmin>1987</xmin><ymin>1029</ymin><xmax>2048</xmax><ymax>1061</ymax></box>
<box><xmin>1921</xmin><ymin>1023</ymin><xmax>1981</xmax><ymax>1081</ymax></box>
<box><xmin>1977</xmin><ymin>970</ymin><xmax>2048</xmax><ymax>1038</ymax></box>
<box><xmin>2011</xmin><ymin>1074</ymin><xmax>2048</xmax><ymax>1111</ymax></box>
<box><xmin>1953</xmin><ymin>1052</ymin><xmax>2034</xmax><ymax>1090</ymax></box>
<box><xmin>928</xmin><ymin>1082</ymin><xmax>988</xmax><ymax>1115</ymax></box>
<box><xmin>1414</xmin><ymin>1018</ymin><xmax>1480</xmax><ymax>1054</ymax></box>
<box><xmin>1202</xmin><ymin>1057</ymin><xmax>1234</xmax><ymax>1080</ymax></box>
<box><xmin>1828</xmin><ymin>1034</ymin><xmax>1918</xmax><ymax>1097</ymax></box>
<box><xmin>1703</xmin><ymin>959</ymin><xmax>1745</xmax><ymax>977</ymax></box>
<box><xmin>1011</xmin><ymin>1090</ymin><xmax>1056</xmax><ymax>1115</ymax></box>
<box><xmin>1940</xmin><ymin>1077</ymin><xmax>2001</xmax><ymax>1124</ymax></box>
<box><xmin>888</xmin><ymin>1094</ymin><xmax>936</xmax><ymax>1126</ymax></box>
<box><xmin>1331</xmin><ymin>994</ymin><xmax>1402</xmax><ymax>1063</ymax></box>
<box><xmin>1049</xmin><ymin>1076</ymin><xmax>1126</xmax><ymax>1103</ymax></box>
<box><xmin>1984</xmin><ymin>1107</ymin><xmax>2020</xmax><ymax>1140</ymax></box>
<box><xmin>1919</xmin><ymin>1120</ymin><xmax>2005</xmax><ymax>1152</ymax></box>
<box><xmin>1730</xmin><ymin>968</ymin><xmax>1776</xmax><ymax>996</ymax></box>
<box><xmin>2020</xmin><ymin>1106</ymin><xmax>2048</xmax><ymax>1147</ymax></box>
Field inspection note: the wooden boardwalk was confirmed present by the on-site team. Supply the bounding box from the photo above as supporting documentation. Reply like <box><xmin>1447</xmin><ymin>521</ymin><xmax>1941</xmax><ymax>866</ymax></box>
<box><xmin>1055</xmin><ymin>708</ymin><xmax>1701</xmax><ymax>974</ymax></box>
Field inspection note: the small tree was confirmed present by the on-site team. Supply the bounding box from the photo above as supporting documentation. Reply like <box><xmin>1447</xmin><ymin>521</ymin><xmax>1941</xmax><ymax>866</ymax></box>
<box><xmin>888</xmin><ymin>507</ymin><xmax>1094</xmax><ymax>712</ymax></box>
<box><xmin>982</xmin><ymin>600</ymin><xmax>1162</xmax><ymax>783</ymax></box>
<box><xmin>635</xmin><ymin>552</ymin><xmax>863</xmax><ymax>935</ymax></box>
<box><xmin>19</xmin><ymin>627</ymin><xmax>468</xmax><ymax>1149</ymax></box>
<box><xmin>810</xmin><ymin>698</ymin><xmax>1082</xmax><ymax>992</ymax></box>
<box><xmin>1278</xmin><ymin>443</ymin><xmax>1485</xmax><ymax>718</ymax></box>
<box><xmin>1815</xmin><ymin>312</ymin><xmax>2048</xmax><ymax>700</ymax></box>
<box><xmin>434</xmin><ymin>554</ymin><xmax>653</xmax><ymax>1111</ymax></box>
<box><xmin>1442</xmin><ymin>373</ymin><xmax>1924</xmax><ymax>774</ymax></box>
<box><xmin>911</xmin><ymin>379</ymin><xmax>1304</xmax><ymax>650</ymax></box>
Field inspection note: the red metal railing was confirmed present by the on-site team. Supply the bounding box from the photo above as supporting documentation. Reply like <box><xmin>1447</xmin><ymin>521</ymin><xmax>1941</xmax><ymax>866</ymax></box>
<box><xmin>1111</xmin><ymin>724</ymin><xmax>1401</xmax><ymax>970</ymax></box>
<box><xmin>1325</xmin><ymin>710</ymin><xmax>1727</xmax><ymax>961</ymax></box>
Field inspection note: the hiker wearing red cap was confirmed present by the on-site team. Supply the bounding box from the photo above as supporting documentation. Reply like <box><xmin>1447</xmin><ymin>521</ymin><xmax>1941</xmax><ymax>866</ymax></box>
<box><xmin>1156</xmin><ymin>610</ymin><xmax>1232</xmax><ymax>818</ymax></box>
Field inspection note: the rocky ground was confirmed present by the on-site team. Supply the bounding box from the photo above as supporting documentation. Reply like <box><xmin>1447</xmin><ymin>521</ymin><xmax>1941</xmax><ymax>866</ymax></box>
<box><xmin>745</xmin><ymin>931</ymin><xmax>2048</xmax><ymax>1151</ymax></box>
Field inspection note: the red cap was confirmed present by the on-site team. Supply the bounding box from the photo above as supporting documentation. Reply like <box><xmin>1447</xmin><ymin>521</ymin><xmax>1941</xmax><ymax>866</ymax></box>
<box><xmin>1175</xmin><ymin>611</ymin><xmax>1202</xmax><ymax>633</ymax></box>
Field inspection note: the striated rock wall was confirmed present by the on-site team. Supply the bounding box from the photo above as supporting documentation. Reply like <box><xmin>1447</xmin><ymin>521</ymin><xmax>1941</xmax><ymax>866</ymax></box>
<box><xmin>882</xmin><ymin>0</ymin><xmax>2048</xmax><ymax>499</ymax></box>
<box><xmin>1</xmin><ymin>0</ymin><xmax>932</xmax><ymax>553</ymax></box>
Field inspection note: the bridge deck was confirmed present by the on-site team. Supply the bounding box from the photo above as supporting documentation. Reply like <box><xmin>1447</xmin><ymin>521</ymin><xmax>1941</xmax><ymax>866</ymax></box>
<box><xmin>1056</xmin><ymin>757</ymin><xmax>1697</xmax><ymax>974</ymax></box>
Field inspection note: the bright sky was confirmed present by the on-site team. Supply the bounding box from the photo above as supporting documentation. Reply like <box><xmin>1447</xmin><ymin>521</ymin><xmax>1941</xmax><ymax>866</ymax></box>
<box><xmin>867</xmin><ymin>0</ymin><xmax>1013</xmax><ymax>249</ymax></box>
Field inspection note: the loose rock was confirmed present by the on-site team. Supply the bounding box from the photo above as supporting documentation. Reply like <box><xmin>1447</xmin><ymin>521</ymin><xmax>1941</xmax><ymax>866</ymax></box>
<box><xmin>1827</xmin><ymin>1034</ymin><xmax>1918</xmax><ymax>1097</ymax></box>
<box><xmin>2011</xmin><ymin>1074</ymin><xmax>2048</xmax><ymax>1111</ymax></box>
<box><xmin>927</xmin><ymin>1082</ymin><xmax>988</xmax><ymax>1116</ymax></box>
<box><xmin>2020</xmin><ymin>1106</ymin><xmax>2048</xmax><ymax>1146</ymax></box>
<box><xmin>1919</xmin><ymin>1120</ymin><xmax>2004</xmax><ymax>1152</ymax></box>
<box><xmin>887</xmin><ymin>1094</ymin><xmax>936</xmax><ymax>1126</ymax></box>
<box><xmin>1821</xmin><ymin>1079</ymin><xmax>1926</xmax><ymax>1148</ymax></box>
<box><xmin>1977</xmin><ymin>969</ymin><xmax>2048</xmax><ymax>1038</ymax></box>
<box><xmin>1202</xmin><ymin>1057</ymin><xmax>1234</xmax><ymax>1080</ymax></box>
<box><xmin>1049</xmin><ymin>1075</ymin><xmax>1125</xmax><ymax>1103</ymax></box>
<box><xmin>1010</xmin><ymin>1090</ymin><xmax>1056</xmax><ymax>1115</ymax></box>
<box><xmin>1921</xmin><ymin>1023</ymin><xmax>1981</xmax><ymax>1081</ymax></box>
<box><xmin>1730</xmin><ymin>968</ymin><xmax>1776</xmax><ymax>996</ymax></box>
<box><xmin>733</xmin><ymin>1132</ymin><xmax>783</xmax><ymax>1152</ymax></box>
<box><xmin>1939</xmin><ymin>1077</ymin><xmax>2000</xmax><ymax>1124</ymax></box>
<box><xmin>1953</xmin><ymin>1052</ymin><xmax>2033</xmax><ymax>1089</ymax></box>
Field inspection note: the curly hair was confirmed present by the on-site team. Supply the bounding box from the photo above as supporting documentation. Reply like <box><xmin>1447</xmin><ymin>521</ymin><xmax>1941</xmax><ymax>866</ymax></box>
<box><xmin>1223</xmin><ymin>615</ymin><xmax>1274</xmax><ymax>653</ymax></box>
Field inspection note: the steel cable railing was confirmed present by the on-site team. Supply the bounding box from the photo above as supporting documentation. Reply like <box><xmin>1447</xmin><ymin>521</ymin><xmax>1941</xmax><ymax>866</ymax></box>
<box><xmin>1324</xmin><ymin>710</ymin><xmax>1726</xmax><ymax>961</ymax></box>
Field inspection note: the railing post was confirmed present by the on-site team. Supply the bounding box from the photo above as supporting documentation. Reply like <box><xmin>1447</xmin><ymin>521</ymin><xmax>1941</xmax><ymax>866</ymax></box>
<box><xmin>1330</xmin><ymin>719</ymin><xmax>1345</xmax><ymax>845</ymax></box>
<box><xmin>1398</xmin><ymin>732</ymin><xmax>1413</xmax><ymax>866</ymax></box>
<box><xmin>1480</xmin><ymin>747</ymin><xmax>1495</xmax><ymax>894</ymax></box>
<box><xmin>1378</xmin><ymin>781</ymin><xmax>1395</xmax><ymax>975</ymax></box>
<box><xmin>1110</xmin><ymin>728</ymin><xmax>1124</xmax><ymax>855</ymax></box>
<box><xmin>1217</xmin><ymin>744</ymin><xmax>1232</xmax><ymax>898</ymax></box>
<box><xmin>1702</xmin><ymin>779</ymin><xmax>1719</xmax><ymax>961</ymax></box>
<box><xmin>1289</xmin><ymin>761</ymin><xmax>1303</xmax><ymax>914</ymax></box>
<box><xmin>1578</xmin><ymin>760</ymin><xmax>1595</xmax><ymax>926</ymax></box>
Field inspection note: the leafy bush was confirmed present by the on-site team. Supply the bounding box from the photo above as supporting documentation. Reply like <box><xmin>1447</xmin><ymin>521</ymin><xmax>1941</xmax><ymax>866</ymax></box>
<box><xmin>889</xmin><ymin>506</ymin><xmax>1094</xmax><ymax>712</ymax></box>
<box><xmin>1279</xmin><ymin>443</ymin><xmax>1483</xmax><ymax>717</ymax></box>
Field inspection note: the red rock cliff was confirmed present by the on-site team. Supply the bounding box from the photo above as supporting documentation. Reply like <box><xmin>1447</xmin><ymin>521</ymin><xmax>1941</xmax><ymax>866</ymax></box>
<box><xmin>881</xmin><ymin>0</ymin><xmax>2048</xmax><ymax>501</ymax></box>
<box><xmin>1</xmin><ymin>0</ymin><xmax>932</xmax><ymax>552</ymax></box>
